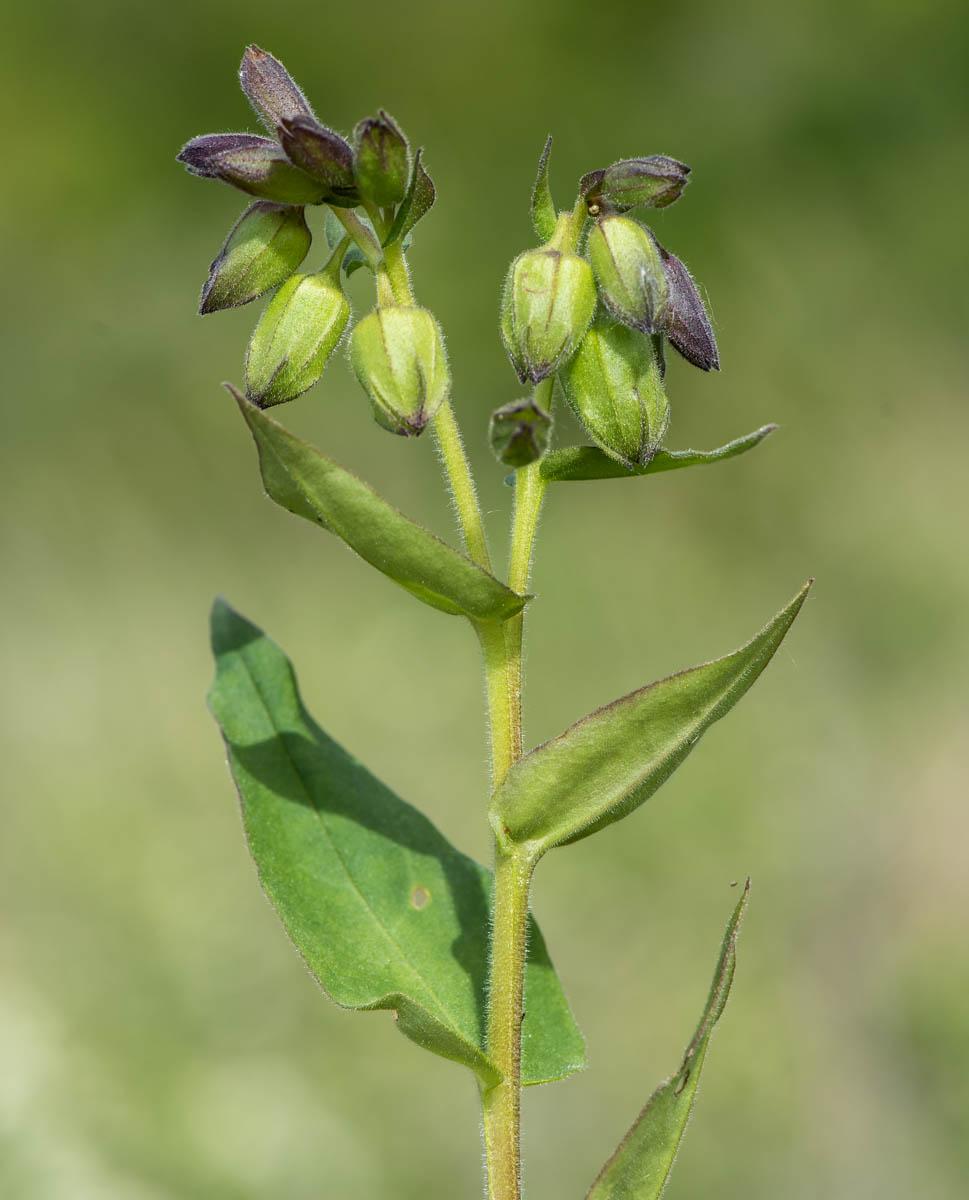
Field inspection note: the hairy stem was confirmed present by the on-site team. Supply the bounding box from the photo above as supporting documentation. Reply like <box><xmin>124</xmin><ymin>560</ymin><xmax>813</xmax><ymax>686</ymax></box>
<box><xmin>480</xmin><ymin>848</ymin><xmax>535</xmax><ymax>1200</ymax></box>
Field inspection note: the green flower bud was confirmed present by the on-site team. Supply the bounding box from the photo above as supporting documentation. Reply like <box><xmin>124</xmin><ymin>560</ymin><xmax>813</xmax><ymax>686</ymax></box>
<box><xmin>580</xmin><ymin>156</ymin><xmax>690</xmax><ymax>215</ymax></box>
<box><xmin>245</xmin><ymin>269</ymin><xmax>350</xmax><ymax>407</ymax></box>
<box><xmin>353</xmin><ymin>112</ymin><xmax>410</xmax><ymax>207</ymax></box>
<box><xmin>350</xmin><ymin>306</ymin><xmax>450</xmax><ymax>436</ymax></box>
<box><xmin>587</xmin><ymin>215</ymin><xmax>669</xmax><ymax>334</ymax></box>
<box><xmin>489</xmin><ymin>399</ymin><xmax>552</xmax><ymax>469</ymax></box>
<box><xmin>500</xmin><ymin>241</ymin><xmax>596</xmax><ymax>384</ymax></box>
<box><xmin>560</xmin><ymin>312</ymin><xmax>669</xmax><ymax>470</ymax></box>
<box><xmin>199</xmin><ymin>202</ymin><xmax>311</xmax><ymax>315</ymax></box>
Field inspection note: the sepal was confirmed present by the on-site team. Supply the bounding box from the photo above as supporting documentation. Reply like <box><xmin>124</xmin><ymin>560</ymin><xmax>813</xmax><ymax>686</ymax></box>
<box><xmin>353</xmin><ymin>111</ymin><xmax>410</xmax><ymax>207</ymax></box>
<box><xmin>239</xmin><ymin>44</ymin><xmax>315</xmax><ymax>133</ymax></box>
<box><xmin>199</xmin><ymin>202</ymin><xmax>311</xmax><ymax>314</ymax></box>
<box><xmin>177</xmin><ymin>133</ymin><xmax>329</xmax><ymax>205</ymax></box>
<box><xmin>587</xmin><ymin>215</ymin><xmax>669</xmax><ymax>334</ymax></box>
<box><xmin>489</xmin><ymin>398</ymin><xmax>552</xmax><ymax>468</ymax></box>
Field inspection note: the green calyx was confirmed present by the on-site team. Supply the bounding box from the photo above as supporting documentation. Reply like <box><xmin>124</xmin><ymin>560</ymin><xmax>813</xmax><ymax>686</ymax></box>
<box><xmin>350</xmin><ymin>304</ymin><xmax>451</xmax><ymax>435</ymax></box>
<box><xmin>587</xmin><ymin>214</ymin><xmax>669</xmax><ymax>334</ymax></box>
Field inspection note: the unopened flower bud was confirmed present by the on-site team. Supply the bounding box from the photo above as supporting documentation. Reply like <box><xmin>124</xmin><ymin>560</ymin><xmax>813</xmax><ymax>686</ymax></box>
<box><xmin>489</xmin><ymin>399</ymin><xmax>552</xmax><ymax>469</ymax></box>
<box><xmin>277</xmin><ymin>117</ymin><xmax>359</xmax><ymax>205</ymax></box>
<box><xmin>199</xmin><ymin>202</ymin><xmax>311</xmax><ymax>314</ymax></box>
<box><xmin>500</xmin><ymin>241</ymin><xmax>596</xmax><ymax>384</ymax></box>
<box><xmin>178</xmin><ymin>134</ymin><xmax>328</xmax><ymax>205</ymax></box>
<box><xmin>245</xmin><ymin>269</ymin><xmax>350</xmax><ymax>407</ymax></box>
<box><xmin>581</xmin><ymin>156</ymin><xmax>690</xmax><ymax>215</ymax></box>
<box><xmin>656</xmin><ymin>242</ymin><xmax>720</xmax><ymax>371</ymax></box>
<box><xmin>587</xmin><ymin>215</ymin><xmax>669</xmax><ymax>334</ymax></box>
<box><xmin>353</xmin><ymin>112</ymin><xmax>410</xmax><ymax>207</ymax></box>
<box><xmin>350</xmin><ymin>306</ymin><xmax>450</xmax><ymax>436</ymax></box>
<box><xmin>239</xmin><ymin>45</ymin><xmax>315</xmax><ymax>133</ymax></box>
<box><xmin>560</xmin><ymin>312</ymin><xmax>669</xmax><ymax>469</ymax></box>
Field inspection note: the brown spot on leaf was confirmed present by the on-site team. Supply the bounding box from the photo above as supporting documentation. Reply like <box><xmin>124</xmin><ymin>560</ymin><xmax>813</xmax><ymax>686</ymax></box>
<box><xmin>410</xmin><ymin>885</ymin><xmax>430</xmax><ymax>910</ymax></box>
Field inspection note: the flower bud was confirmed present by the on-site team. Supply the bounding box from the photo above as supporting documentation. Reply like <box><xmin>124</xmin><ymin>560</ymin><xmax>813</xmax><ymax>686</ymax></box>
<box><xmin>581</xmin><ymin>156</ymin><xmax>690</xmax><ymax>214</ymax></box>
<box><xmin>350</xmin><ymin>306</ymin><xmax>450</xmax><ymax>436</ymax></box>
<box><xmin>200</xmin><ymin>202</ymin><xmax>311</xmax><ymax>314</ymax></box>
<box><xmin>178</xmin><ymin>134</ymin><xmax>329</xmax><ymax>205</ymax></box>
<box><xmin>587</xmin><ymin>215</ymin><xmax>669</xmax><ymax>334</ymax></box>
<box><xmin>560</xmin><ymin>312</ymin><xmax>669</xmax><ymax>469</ymax></box>
<box><xmin>245</xmin><ymin>270</ymin><xmax>350</xmax><ymax>407</ymax></box>
<box><xmin>239</xmin><ymin>45</ymin><xmax>315</xmax><ymax>133</ymax></box>
<box><xmin>500</xmin><ymin>244</ymin><xmax>596</xmax><ymax>384</ymax></box>
<box><xmin>353</xmin><ymin>112</ymin><xmax>410</xmax><ymax>207</ymax></box>
<box><xmin>277</xmin><ymin>116</ymin><xmax>359</xmax><ymax>205</ymax></box>
<box><xmin>489</xmin><ymin>399</ymin><xmax>552</xmax><ymax>469</ymax></box>
<box><xmin>656</xmin><ymin>242</ymin><xmax>720</xmax><ymax>371</ymax></box>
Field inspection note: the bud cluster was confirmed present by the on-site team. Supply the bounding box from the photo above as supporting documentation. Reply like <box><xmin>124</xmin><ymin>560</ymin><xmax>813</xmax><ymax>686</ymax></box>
<box><xmin>494</xmin><ymin>141</ymin><xmax>719</xmax><ymax>471</ymax></box>
<box><xmin>178</xmin><ymin>46</ymin><xmax>448</xmax><ymax>429</ymax></box>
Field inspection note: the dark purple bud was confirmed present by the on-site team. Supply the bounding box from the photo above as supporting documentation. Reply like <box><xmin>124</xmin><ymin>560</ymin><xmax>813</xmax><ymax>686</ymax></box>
<box><xmin>239</xmin><ymin>45</ymin><xmax>315</xmax><ymax>133</ymax></box>
<box><xmin>656</xmin><ymin>242</ymin><xmax>719</xmax><ymax>371</ymax></box>
<box><xmin>582</xmin><ymin>156</ymin><xmax>690</xmax><ymax>215</ymax></box>
<box><xmin>353</xmin><ymin>111</ymin><xmax>410</xmax><ymax>207</ymax></box>
<box><xmin>277</xmin><ymin>116</ymin><xmax>358</xmax><ymax>201</ymax></box>
<box><xmin>177</xmin><ymin>134</ymin><xmax>329</xmax><ymax>205</ymax></box>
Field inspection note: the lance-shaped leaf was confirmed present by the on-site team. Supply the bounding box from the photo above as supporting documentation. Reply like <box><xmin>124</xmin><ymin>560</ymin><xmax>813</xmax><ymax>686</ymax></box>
<box><xmin>209</xmin><ymin>600</ymin><xmax>585</xmax><ymax>1086</ymax></box>
<box><xmin>490</xmin><ymin>584</ymin><xmax>810</xmax><ymax>857</ymax></box>
<box><xmin>229</xmin><ymin>388</ymin><xmax>527</xmax><ymax>621</ymax></box>
<box><xmin>540</xmin><ymin>425</ymin><xmax>777</xmax><ymax>483</ymax></box>
<box><xmin>531</xmin><ymin>135</ymin><xmax>556</xmax><ymax>242</ymax></box>
<box><xmin>383</xmin><ymin>148</ymin><xmax>436</xmax><ymax>247</ymax></box>
<box><xmin>586</xmin><ymin>883</ymin><xmax>749</xmax><ymax>1199</ymax></box>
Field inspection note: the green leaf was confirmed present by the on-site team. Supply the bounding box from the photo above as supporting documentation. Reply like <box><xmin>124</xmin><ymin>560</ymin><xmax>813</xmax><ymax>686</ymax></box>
<box><xmin>586</xmin><ymin>883</ymin><xmax>749</xmax><ymax>1199</ymax></box>
<box><xmin>539</xmin><ymin>425</ymin><xmax>777</xmax><ymax>483</ymax></box>
<box><xmin>490</xmin><ymin>583</ymin><xmax>811</xmax><ymax>857</ymax></box>
<box><xmin>531</xmin><ymin>135</ymin><xmax>556</xmax><ymax>242</ymax></box>
<box><xmin>208</xmin><ymin>600</ymin><xmax>584</xmax><ymax>1086</ymax></box>
<box><xmin>229</xmin><ymin>387</ymin><xmax>527</xmax><ymax>622</ymax></box>
<box><xmin>382</xmin><ymin>147</ymin><xmax>436</xmax><ymax>247</ymax></box>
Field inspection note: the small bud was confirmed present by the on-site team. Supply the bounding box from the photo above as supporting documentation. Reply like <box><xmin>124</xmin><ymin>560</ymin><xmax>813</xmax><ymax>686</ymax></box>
<box><xmin>587</xmin><ymin>215</ymin><xmax>669</xmax><ymax>334</ymax></box>
<box><xmin>489</xmin><ymin>399</ymin><xmax>552</xmax><ymax>469</ymax></box>
<box><xmin>277</xmin><ymin>116</ymin><xmax>359</xmax><ymax>204</ymax></box>
<box><xmin>245</xmin><ymin>270</ymin><xmax>350</xmax><ymax>407</ymax></box>
<box><xmin>656</xmin><ymin>242</ymin><xmax>720</xmax><ymax>371</ymax></box>
<box><xmin>500</xmin><ymin>242</ymin><xmax>596</xmax><ymax>384</ymax></box>
<box><xmin>239</xmin><ymin>45</ymin><xmax>315</xmax><ymax>133</ymax></box>
<box><xmin>350</xmin><ymin>306</ymin><xmax>450</xmax><ymax>435</ymax></box>
<box><xmin>199</xmin><ymin>202</ymin><xmax>311</xmax><ymax>314</ymax></box>
<box><xmin>353</xmin><ymin>112</ymin><xmax>410</xmax><ymax>207</ymax></box>
<box><xmin>581</xmin><ymin>156</ymin><xmax>690</xmax><ymax>214</ymax></box>
<box><xmin>560</xmin><ymin>312</ymin><xmax>669</xmax><ymax>469</ymax></box>
<box><xmin>178</xmin><ymin>134</ymin><xmax>329</xmax><ymax>205</ymax></box>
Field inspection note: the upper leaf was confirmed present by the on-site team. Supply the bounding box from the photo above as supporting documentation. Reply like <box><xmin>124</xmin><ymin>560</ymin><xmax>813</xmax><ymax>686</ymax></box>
<box><xmin>208</xmin><ymin>600</ymin><xmax>584</xmax><ymax>1086</ymax></box>
<box><xmin>490</xmin><ymin>584</ymin><xmax>811</xmax><ymax>857</ymax></box>
<box><xmin>585</xmin><ymin>883</ymin><xmax>749</xmax><ymax>1199</ymax></box>
<box><xmin>539</xmin><ymin>425</ymin><xmax>777</xmax><ymax>483</ymax></box>
<box><xmin>230</xmin><ymin>387</ymin><xmax>527</xmax><ymax>622</ymax></box>
<box><xmin>531</xmin><ymin>135</ymin><xmax>556</xmax><ymax>242</ymax></box>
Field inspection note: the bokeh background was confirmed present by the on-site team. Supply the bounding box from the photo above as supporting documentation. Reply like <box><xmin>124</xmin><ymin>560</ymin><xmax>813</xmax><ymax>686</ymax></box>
<box><xmin>3</xmin><ymin>0</ymin><xmax>968</xmax><ymax>1196</ymax></box>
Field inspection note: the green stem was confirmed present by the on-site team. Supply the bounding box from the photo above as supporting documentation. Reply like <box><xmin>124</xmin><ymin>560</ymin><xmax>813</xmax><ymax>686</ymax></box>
<box><xmin>431</xmin><ymin>400</ymin><xmax>492</xmax><ymax>572</ymax></box>
<box><xmin>480</xmin><ymin>848</ymin><xmax>535</xmax><ymax>1200</ymax></box>
<box><xmin>328</xmin><ymin>207</ymin><xmax>382</xmax><ymax>271</ymax></box>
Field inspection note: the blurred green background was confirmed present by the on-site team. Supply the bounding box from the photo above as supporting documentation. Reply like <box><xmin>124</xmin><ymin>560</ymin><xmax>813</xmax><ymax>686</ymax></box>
<box><xmin>3</xmin><ymin>0</ymin><xmax>968</xmax><ymax>1195</ymax></box>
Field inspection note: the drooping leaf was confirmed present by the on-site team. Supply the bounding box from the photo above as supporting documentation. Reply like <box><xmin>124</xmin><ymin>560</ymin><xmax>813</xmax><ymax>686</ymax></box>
<box><xmin>531</xmin><ymin>135</ymin><xmax>556</xmax><ymax>242</ymax></box>
<box><xmin>539</xmin><ymin>425</ymin><xmax>777</xmax><ymax>483</ymax></box>
<box><xmin>586</xmin><ymin>883</ymin><xmax>749</xmax><ymax>1199</ymax></box>
<box><xmin>229</xmin><ymin>388</ymin><xmax>527</xmax><ymax>622</ymax></box>
<box><xmin>490</xmin><ymin>584</ymin><xmax>811</xmax><ymax>857</ymax></box>
<box><xmin>208</xmin><ymin>600</ymin><xmax>584</xmax><ymax>1086</ymax></box>
<box><xmin>383</xmin><ymin>147</ymin><xmax>436</xmax><ymax>247</ymax></box>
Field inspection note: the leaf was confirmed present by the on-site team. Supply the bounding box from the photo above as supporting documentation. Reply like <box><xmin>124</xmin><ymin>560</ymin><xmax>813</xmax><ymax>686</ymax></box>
<box><xmin>586</xmin><ymin>883</ymin><xmax>749</xmax><ymax>1199</ymax></box>
<box><xmin>531</xmin><ymin>135</ymin><xmax>556</xmax><ymax>242</ymax></box>
<box><xmin>490</xmin><ymin>583</ymin><xmax>811</xmax><ymax>857</ymax></box>
<box><xmin>382</xmin><ymin>147</ymin><xmax>436</xmax><ymax>247</ymax></box>
<box><xmin>208</xmin><ymin>600</ymin><xmax>585</xmax><ymax>1086</ymax></box>
<box><xmin>229</xmin><ymin>387</ymin><xmax>527</xmax><ymax>622</ymax></box>
<box><xmin>539</xmin><ymin>425</ymin><xmax>777</xmax><ymax>483</ymax></box>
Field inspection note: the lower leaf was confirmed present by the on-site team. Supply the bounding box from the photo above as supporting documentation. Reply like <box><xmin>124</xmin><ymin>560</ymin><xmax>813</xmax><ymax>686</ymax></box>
<box><xmin>586</xmin><ymin>882</ymin><xmax>750</xmax><ymax>1199</ymax></box>
<box><xmin>207</xmin><ymin>599</ymin><xmax>584</xmax><ymax>1087</ymax></box>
